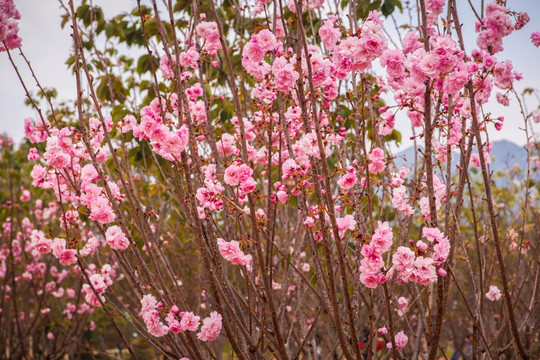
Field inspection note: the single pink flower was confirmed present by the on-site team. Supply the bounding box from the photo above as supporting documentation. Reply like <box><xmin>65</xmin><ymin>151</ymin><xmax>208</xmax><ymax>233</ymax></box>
<box><xmin>337</xmin><ymin>171</ymin><xmax>357</xmax><ymax>190</ymax></box>
<box><xmin>387</xmin><ymin>330</ymin><xmax>408</xmax><ymax>350</ymax></box>
<box><xmin>180</xmin><ymin>312</ymin><xmax>200</xmax><ymax>332</ymax></box>
<box><xmin>486</xmin><ymin>285</ymin><xmax>502</xmax><ymax>301</ymax></box>
<box><xmin>105</xmin><ymin>225</ymin><xmax>130</xmax><ymax>250</ymax></box>
<box><xmin>30</xmin><ymin>230</ymin><xmax>52</xmax><ymax>254</ymax></box>
<box><xmin>531</xmin><ymin>32</ymin><xmax>540</xmax><ymax>47</ymax></box>
<box><xmin>197</xmin><ymin>311</ymin><xmax>222</xmax><ymax>341</ymax></box>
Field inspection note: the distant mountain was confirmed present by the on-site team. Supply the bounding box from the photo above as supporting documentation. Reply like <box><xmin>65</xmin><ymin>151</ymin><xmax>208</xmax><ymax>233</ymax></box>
<box><xmin>393</xmin><ymin>140</ymin><xmax>527</xmax><ymax>174</ymax></box>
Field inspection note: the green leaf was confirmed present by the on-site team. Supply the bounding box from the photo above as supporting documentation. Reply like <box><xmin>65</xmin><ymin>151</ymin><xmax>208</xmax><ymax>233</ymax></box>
<box><xmin>114</xmin><ymin>21</ymin><xmax>127</xmax><ymax>41</ymax></box>
<box><xmin>60</xmin><ymin>14</ymin><xmax>70</xmax><ymax>29</ymax></box>
<box><xmin>136</xmin><ymin>54</ymin><xmax>157</xmax><ymax>75</ymax></box>
<box><xmin>382</xmin><ymin>0</ymin><xmax>397</xmax><ymax>16</ymax></box>
<box><xmin>77</xmin><ymin>4</ymin><xmax>90</xmax><ymax>22</ymax></box>
<box><xmin>104</xmin><ymin>22</ymin><xmax>115</xmax><ymax>38</ymax></box>
<box><xmin>111</xmin><ymin>104</ymin><xmax>130</xmax><ymax>124</ymax></box>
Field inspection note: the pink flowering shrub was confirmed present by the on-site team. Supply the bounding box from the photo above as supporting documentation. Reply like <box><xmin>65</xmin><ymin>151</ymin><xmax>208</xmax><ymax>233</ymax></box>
<box><xmin>0</xmin><ymin>136</ymin><xmax>97</xmax><ymax>358</ymax></box>
<box><xmin>2</xmin><ymin>0</ymin><xmax>540</xmax><ymax>358</ymax></box>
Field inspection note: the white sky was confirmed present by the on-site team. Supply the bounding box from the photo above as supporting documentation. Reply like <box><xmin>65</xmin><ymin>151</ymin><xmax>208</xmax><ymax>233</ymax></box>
<box><xmin>1</xmin><ymin>0</ymin><xmax>539</xmax><ymax>148</ymax></box>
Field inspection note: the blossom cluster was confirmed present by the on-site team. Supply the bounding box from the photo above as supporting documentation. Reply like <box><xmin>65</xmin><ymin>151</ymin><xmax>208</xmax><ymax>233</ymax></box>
<box><xmin>134</xmin><ymin>99</ymin><xmax>189</xmax><ymax>161</ymax></box>
<box><xmin>359</xmin><ymin>221</ymin><xmax>393</xmax><ymax>288</ymax></box>
<box><xmin>139</xmin><ymin>294</ymin><xmax>222</xmax><ymax>342</ymax></box>
<box><xmin>475</xmin><ymin>3</ymin><xmax>515</xmax><ymax>53</ymax></box>
<box><xmin>392</xmin><ymin>227</ymin><xmax>450</xmax><ymax>285</ymax></box>
<box><xmin>0</xmin><ymin>0</ymin><xmax>21</xmax><ymax>51</ymax></box>
<box><xmin>0</xmin><ymin>196</ymin><xmax>97</xmax><ymax>352</ymax></box>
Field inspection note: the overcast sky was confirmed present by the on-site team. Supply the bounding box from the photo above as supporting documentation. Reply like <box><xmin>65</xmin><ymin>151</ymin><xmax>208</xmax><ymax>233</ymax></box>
<box><xmin>1</xmin><ymin>0</ymin><xmax>539</xmax><ymax>148</ymax></box>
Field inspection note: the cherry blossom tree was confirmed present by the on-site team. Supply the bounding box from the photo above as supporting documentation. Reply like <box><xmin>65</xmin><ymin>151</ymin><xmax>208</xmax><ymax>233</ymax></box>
<box><xmin>2</xmin><ymin>0</ymin><xmax>540</xmax><ymax>358</ymax></box>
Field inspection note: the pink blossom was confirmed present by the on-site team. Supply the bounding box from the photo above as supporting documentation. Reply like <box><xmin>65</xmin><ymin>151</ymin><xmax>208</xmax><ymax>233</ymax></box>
<box><xmin>335</xmin><ymin>215</ymin><xmax>356</xmax><ymax>239</ymax></box>
<box><xmin>30</xmin><ymin>230</ymin><xmax>52</xmax><ymax>254</ymax></box>
<box><xmin>238</xmin><ymin>177</ymin><xmax>257</xmax><ymax>194</ymax></box>
<box><xmin>105</xmin><ymin>225</ymin><xmax>130</xmax><ymax>250</ymax></box>
<box><xmin>0</xmin><ymin>0</ymin><xmax>22</xmax><ymax>52</ymax></box>
<box><xmin>475</xmin><ymin>3</ymin><xmax>514</xmax><ymax>54</ymax></box>
<box><xmin>303</xmin><ymin>217</ymin><xmax>314</xmax><ymax>227</ymax></box>
<box><xmin>398</xmin><ymin>297</ymin><xmax>408</xmax><ymax>310</ymax></box>
<box><xmin>81</xmin><ymin>164</ymin><xmax>100</xmax><ymax>183</ymax></box>
<box><xmin>392</xmin><ymin>186</ymin><xmax>414</xmax><ymax>215</ymax></box>
<box><xmin>43</xmin><ymin>136</ymin><xmax>71</xmax><ymax>169</ymax></box>
<box><xmin>51</xmin><ymin>238</ymin><xmax>77</xmax><ymax>266</ymax></box>
<box><xmin>426</xmin><ymin>0</ymin><xmax>445</xmax><ymax>15</ymax></box>
<box><xmin>531</xmin><ymin>32</ymin><xmax>540</xmax><ymax>47</ymax></box>
<box><xmin>381</xmin><ymin>49</ymin><xmax>405</xmax><ymax>78</ymax></box>
<box><xmin>416</xmin><ymin>240</ymin><xmax>428</xmax><ymax>252</ymax></box>
<box><xmin>159</xmin><ymin>55</ymin><xmax>174</xmax><ymax>79</ymax></box>
<box><xmin>402</xmin><ymin>31</ymin><xmax>421</xmax><ymax>54</ymax></box>
<box><xmin>224</xmin><ymin>163</ymin><xmax>256</xmax><ymax>195</ymax></box>
<box><xmin>180</xmin><ymin>312</ymin><xmax>200</xmax><ymax>331</ymax></box>
<box><xmin>433</xmin><ymin>236</ymin><xmax>450</xmax><ymax>262</ymax></box>
<box><xmin>217</xmin><ymin>238</ymin><xmax>252</xmax><ymax>268</ymax></box>
<box><xmin>196</xmin><ymin>21</ymin><xmax>221</xmax><ymax>53</ymax></box>
<box><xmin>120</xmin><ymin>114</ymin><xmax>137</xmax><ymax>133</ymax></box>
<box><xmin>66</xmin><ymin>288</ymin><xmax>76</xmax><ymax>298</ymax></box>
<box><xmin>359</xmin><ymin>251</ymin><xmax>384</xmax><ymax>275</ymax></box>
<box><xmin>493</xmin><ymin>60</ymin><xmax>515</xmax><ymax>90</ymax></box>
<box><xmin>532</xmin><ymin>110</ymin><xmax>540</xmax><ymax>124</ymax></box>
<box><xmin>379</xmin><ymin>112</ymin><xmax>395</xmax><ymax>136</ymax></box>
<box><xmin>371</xmin><ymin>221</ymin><xmax>393</xmax><ymax>253</ymax></box>
<box><xmin>140</xmin><ymin>294</ymin><xmax>169</xmax><ymax>337</ymax></box>
<box><xmin>236</xmin><ymin>164</ymin><xmax>255</xmax><ymax>183</ymax></box>
<box><xmin>470</xmin><ymin>153</ymin><xmax>481</xmax><ymax>167</ymax></box>
<box><xmin>318</xmin><ymin>18</ymin><xmax>341</xmax><ymax>50</ymax></box>
<box><xmin>24</xmin><ymin>118</ymin><xmax>49</xmax><ymax>143</ymax></box>
<box><xmin>419</xmin><ymin>197</ymin><xmax>431</xmax><ymax>220</ymax></box>
<box><xmin>28</xmin><ymin>148</ymin><xmax>39</xmax><ymax>161</ymax></box>
<box><xmin>82</xmin><ymin>273</ymin><xmax>108</xmax><ymax>307</ymax></box>
<box><xmin>360</xmin><ymin>272</ymin><xmax>380</xmax><ymax>288</ymax></box>
<box><xmin>387</xmin><ymin>330</ymin><xmax>408</xmax><ymax>350</ymax></box>
<box><xmin>272</xmin><ymin>56</ymin><xmax>299</xmax><ymax>93</ymax></box>
<box><xmin>254</xmin><ymin>29</ymin><xmax>277</xmax><ymax>52</ymax></box>
<box><xmin>282</xmin><ymin>159</ymin><xmax>299</xmax><ymax>179</ymax></box>
<box><xmin>422</xmin><ymin>227</ymin><xmax>444</xmax><ymax>242</ymax></box>
<box><xmin>243</xmin><ymin>41</ymin><xmax>265</xmax><ymax>64</ymax></box>
<box><xmin>411</xmin><ymin>257</ymin><xmax>437</xmax><ymax>285</ymax></box>
<box><xmin>443</xmin><ymin>65</ymin><xmax>469</xmax><ymax>93</ymax></box>
<box><xmin>438</xmin><ymin>267</ymin><xmax>447</xmax><ymax>277</ymax></box>
<box><xmin>337</xmin><ymin>170</ymin><xmax>357</xmax><ymax>190</ymax></box>
<box><xmin>276</xmin><ymin>190</ymin><xmax>288</xmax><ymax>203</ymax></box>
<box><xmin>186</xmin><ymin>83</ymin><xmax>203</xmax><ymax>101</ymax></box>
<box><xmin>166</xmin><ymin>312</ymin><xmax>182</xmax><ymax>333</ymax></box>
<box><xmin>89</xmin><ymin>196</ymin><xmax>116</xmax><ymax>224</ymax></box>
<box><xmin>216</xmin><ymin>133</ymin><xmax>238</xmax><ymax>157</ymax></box>
<box><xmin>197</xmin><ymin>311</ymin><xmax>222</xmax><ymax>341</ymax></box>
<box><xmin>486</xmin><ymin>285</ymin><xmax>502</xmax><ymax>301</ymax></box>
<box><xmin>224</xmin><ymin>164</ymin><xmax>241</xmax><ymax>186</ymax></box>
<box><xmin>392</xmin><ymin>246</ymin><xmax>415</xmax><ymax>273</ymax></box>
<box><xmin>179</xmin><ymin>47</ymin><xmax>200</xmax><ymax>69</ymax></box>
<box><xmin>368</xmin><ymin>148</ymin><xmax>386</xmax><ymax>174</ymax></box>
